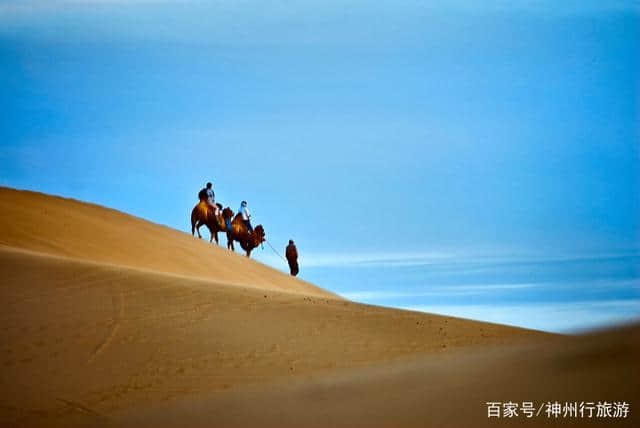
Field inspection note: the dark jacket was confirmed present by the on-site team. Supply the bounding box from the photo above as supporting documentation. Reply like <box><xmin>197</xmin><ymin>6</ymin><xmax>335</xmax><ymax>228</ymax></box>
<box><xmin>286</xmin><ymin>244</ymin><xmax>298</xmax><ymax>261</ymax></box>
<box><xmin>198</xmin><ymin>188</ymin><xmax>208</xmax><ymax>201</ymax></box>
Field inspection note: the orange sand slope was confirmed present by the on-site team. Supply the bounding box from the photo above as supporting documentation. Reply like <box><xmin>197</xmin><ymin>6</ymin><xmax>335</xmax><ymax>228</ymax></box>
<box><xmin>0</xmin><ymin>187</ymin><xmax>637</xmax><ymax>427</ymax></box>
<box><xmin>0</xmin><ymin>187</ymin><xmax>336</xmax><ymax>298</ymax></box>
<box><xmin>117</xmin><ymin>323</ymin><xmax>640</xmax><ymax>428</ymax></box>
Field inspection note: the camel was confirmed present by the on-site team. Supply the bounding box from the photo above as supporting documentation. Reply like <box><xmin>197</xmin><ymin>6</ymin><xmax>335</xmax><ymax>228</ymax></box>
<box><xmin>190</xmin><ymin>201</ymin><xmax>234</xmax><ymax>245</ymax></box>
<box><xmin>228</xmin><ymin>214</ymin><xmax>266</xmax><ymax>258</ymax></box>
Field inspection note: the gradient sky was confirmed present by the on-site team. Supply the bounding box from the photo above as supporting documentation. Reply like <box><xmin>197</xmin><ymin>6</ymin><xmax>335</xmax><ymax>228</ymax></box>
<box><xmin>1</xmin><ymin>1</ymin><xmax>638</xmax><ymax>332</ymax></box>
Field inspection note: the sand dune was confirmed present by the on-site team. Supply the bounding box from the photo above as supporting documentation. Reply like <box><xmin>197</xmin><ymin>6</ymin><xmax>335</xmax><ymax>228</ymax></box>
<box><xmin>0</xmin><ymin>187</ymin><xmax>637</xmax><ymax>427</ymax></box>
<box><xmin>0</xmin><ymin>187</ymin><xmax>335</xmax><ymax>298</ymax></box>
<box><xmin>117</xmin><ymin>323</ymin><xmax>640</xmax><ymax>427</ymax></box>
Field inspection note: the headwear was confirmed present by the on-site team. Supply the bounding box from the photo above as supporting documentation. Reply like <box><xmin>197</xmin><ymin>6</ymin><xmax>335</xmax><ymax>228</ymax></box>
<box><xmin>241</xmin><ymin>201</ymin><xmax>247</xmax><ymax>206</ymax></box>
<box><xmin>289</xmin><ymin>240</ymin><xmax>294</xmax><ymax>245</ymax></box>
<box><xmin>206</xmin><ymin>182</ymin><xmax>213</xmax><ymax>188</ymax></box>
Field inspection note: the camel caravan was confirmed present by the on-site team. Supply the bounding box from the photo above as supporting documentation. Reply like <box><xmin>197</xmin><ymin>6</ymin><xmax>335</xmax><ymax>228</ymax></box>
<box><xmin>191</xmin><ymin>182</ymin><xmax>265</xmax><ymax>258</ymax></box>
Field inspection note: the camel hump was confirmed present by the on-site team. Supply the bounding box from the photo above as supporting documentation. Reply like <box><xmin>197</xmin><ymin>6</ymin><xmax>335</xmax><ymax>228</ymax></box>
<box><xmin>193</xmin><ymin>200</ymin><xmax>211</xmax><ymax>218</ymax></box>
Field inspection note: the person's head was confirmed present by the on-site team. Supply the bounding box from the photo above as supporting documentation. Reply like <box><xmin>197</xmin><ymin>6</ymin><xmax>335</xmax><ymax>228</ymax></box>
<box><xmin>206</xmin><ymin>182</ymin><xmax>212</xmax><ymax>189</ymax></box>
<box><xmin>241</xmin><ymin>201</ymin><xmax>247</xmax><ymax>206</ymax></box>
<box><xmin>289</xmin><ymin>240</ymin><xmax>294</xmax><ymax>245</ymax></box>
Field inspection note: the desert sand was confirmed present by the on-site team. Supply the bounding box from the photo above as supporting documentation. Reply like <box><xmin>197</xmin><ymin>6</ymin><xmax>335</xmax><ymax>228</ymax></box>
<box><xmin>0</xmin><ymin>186</ymin><xmax>637</xmax><ymax>427</ymax></box>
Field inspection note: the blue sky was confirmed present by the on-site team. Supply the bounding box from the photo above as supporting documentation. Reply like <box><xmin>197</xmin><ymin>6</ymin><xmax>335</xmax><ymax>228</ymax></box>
<box><xmin>1</xmin><ymin>0</ymin><xmax>638</xmax><ymax>332</ymax></box>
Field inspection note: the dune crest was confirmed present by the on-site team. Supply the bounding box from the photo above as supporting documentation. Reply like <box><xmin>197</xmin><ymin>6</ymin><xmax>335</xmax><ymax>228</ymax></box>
<box><xmin>0</xmin><ymin>186</ymin><xmax>335</xmax><ymax>298</ymax></box>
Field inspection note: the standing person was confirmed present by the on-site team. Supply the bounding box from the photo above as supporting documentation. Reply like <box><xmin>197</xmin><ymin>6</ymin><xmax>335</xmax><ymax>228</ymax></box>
<box><xmin>286</xmin><ymin>239</ymin><xmax>299</xmax><ymax>277</ymax></box>
<box><xmin>239</xmin><ymin>201</ymin><xmax>253</xmax><ymax>233</ymax></box>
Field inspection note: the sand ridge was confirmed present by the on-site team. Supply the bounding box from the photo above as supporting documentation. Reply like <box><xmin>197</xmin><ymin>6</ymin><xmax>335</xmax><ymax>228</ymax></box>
<box><xmin>0</xmin><ymin>246</ymin><xmax>552</xmax><ymax>427</ymax></box>
<box><xmin>0</xmin><ymin>186</ymin><xmax>337</xmax><ymax>299</ymax></box>
<box><xmin>0</xmin><ymin>187</ymin><xmax>637</xmax><ymax>427</ymax></box>
<box><xmin>116</xmin><ymin>323</ymin><xmax>640</xmax><ymax>427</ymax></box>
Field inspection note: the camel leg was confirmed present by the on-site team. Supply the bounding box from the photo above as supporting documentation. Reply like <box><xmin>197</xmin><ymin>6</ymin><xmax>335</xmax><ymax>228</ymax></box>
<box><xmin>191</xmin><ymin>211</ymin><xmax>198</xmax><ymax>237</ymax></box>
<box><xmin>213</xmin><ymin>232</ymin><xmax>219</xmax><ymax>245</ymax></box>
<box><xmin>205</xmin><ymin>225</ymin><xmax>214</xmax><ymax>243</ymax></box>
<box><xmin>195</xmin><ymin>222</ymin><xmax>202</xmax><ymax>239</ymax></box>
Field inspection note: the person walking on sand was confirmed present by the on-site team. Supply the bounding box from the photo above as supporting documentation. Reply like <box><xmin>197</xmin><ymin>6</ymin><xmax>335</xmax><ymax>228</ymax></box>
<box><xmin>286</xmin><ymin>239</ymin><xmax>299</xmax><ymax>277</ymax></box>
<box><xmin>239</xmin><ymin>201</ymin><xmax>253</xmax><ymax>233</ymax></box>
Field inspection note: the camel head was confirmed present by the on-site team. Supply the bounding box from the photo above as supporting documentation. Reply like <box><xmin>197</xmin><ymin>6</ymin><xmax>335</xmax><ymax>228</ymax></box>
<box><xmin>222</xmin><ymin>207</ymin><xmax>234</xmax><ymax>220</ymax></box>
<box><xmin>252</xmin><ymin>225</ymin><xmax>266</xmax><ymax>245</ymax></box>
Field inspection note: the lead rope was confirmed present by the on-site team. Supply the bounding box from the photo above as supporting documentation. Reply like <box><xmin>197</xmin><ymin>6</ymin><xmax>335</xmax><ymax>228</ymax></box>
<box><xmin>248</xmin><ymin>209</ymin><xmax>287</xmax><ymax>263</ymax></box>
<box><xmin>264</xmin><ymin>238</ymin><xmax>288</xmax><ymax>263</ymax></box>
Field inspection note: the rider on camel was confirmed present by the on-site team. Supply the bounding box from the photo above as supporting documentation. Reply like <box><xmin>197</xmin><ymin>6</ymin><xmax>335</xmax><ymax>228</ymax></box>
<box><xmin>198</xmin><ymin>182</ymin><xmax>219</xmax><ymax>216</ymax></box>
<box><xmin>239</xmin><ymin>201</ymin><xmax>253</xmax><ymax>233</ymax></box>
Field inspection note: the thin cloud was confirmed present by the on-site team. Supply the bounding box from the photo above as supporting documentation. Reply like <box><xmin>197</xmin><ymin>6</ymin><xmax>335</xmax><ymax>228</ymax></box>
<box><xmin>339</xmin><ymin>279</ymin><xmax>639</xmax><ymax>301</ymax></box>
<box><xmin>299</xmin><ymin>250</ymin><xmax>639</xmax><ymax>269</ymax></box>
<box><xmin>299</xmin><ymin>251</ymin><xmax>456</xmax><ymax>268</ymax></box>
<box><xmin>342</xmin><ymin>283</ymin><xmax>540</xmax><ymax>300</ymax></box>
<box><xmin>401</xmin><ymin>299</ymin><xmax>640</xmax><ymax>333</ymax></box>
